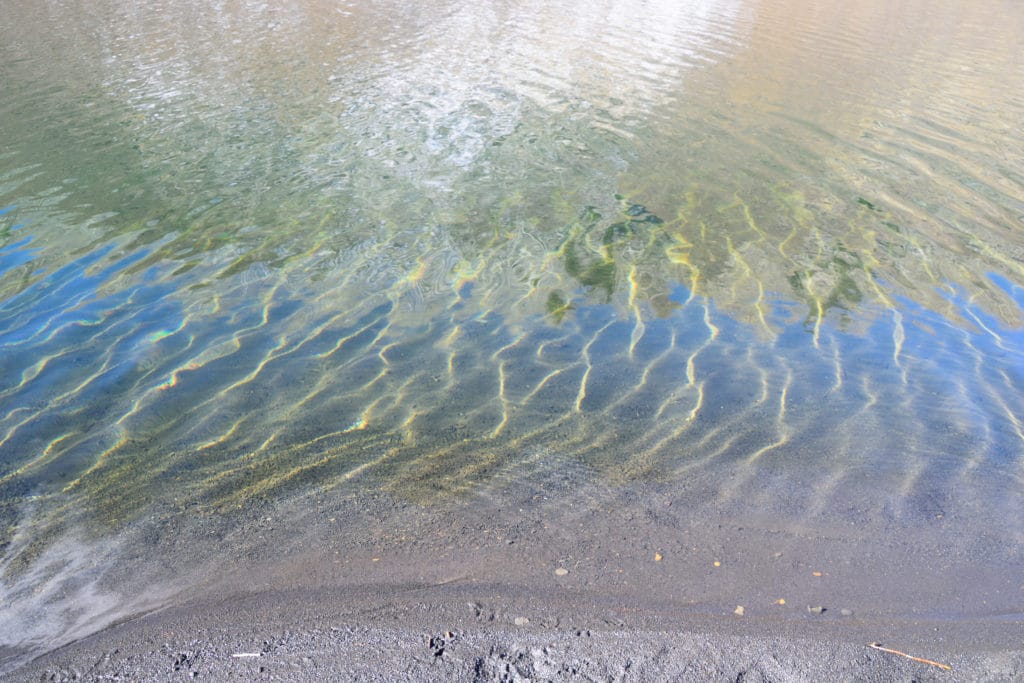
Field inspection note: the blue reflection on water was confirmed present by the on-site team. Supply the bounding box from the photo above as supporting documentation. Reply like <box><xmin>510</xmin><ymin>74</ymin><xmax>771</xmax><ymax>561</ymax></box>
<box><xmin>0</xmin><ymin>237</ymin><xmax>38</xmax><ymax>280</ymax></box>
<box><xmin>0</xmin><ymin>241</ymin><xmax>191</xmax><ymax>486</ymax></box>
<box><xmin>0</xmin><ymin>229</ymin><xmax>1021</xmax><ymax>539</ymax></box>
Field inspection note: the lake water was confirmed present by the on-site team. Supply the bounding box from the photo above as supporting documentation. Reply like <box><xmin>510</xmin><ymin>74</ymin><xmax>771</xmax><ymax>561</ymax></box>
<box><xmin>2</xmin><ymin>0</ymin><xmax>1023</xmax><ymax>667</ymax></box>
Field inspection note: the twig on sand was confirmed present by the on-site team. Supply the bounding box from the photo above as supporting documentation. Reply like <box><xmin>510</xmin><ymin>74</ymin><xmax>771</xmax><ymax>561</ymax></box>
<box><xmin>868</xmin><ymin>642</ymin><xmax>951</xmax><ymax>671</ymax></box>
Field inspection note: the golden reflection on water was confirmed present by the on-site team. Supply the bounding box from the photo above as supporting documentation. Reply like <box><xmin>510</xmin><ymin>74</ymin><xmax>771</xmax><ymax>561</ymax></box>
<box><xmin>620</xmin><ymin>0</ymin><xmax>1024</xmax><ymax>334</ymax></box>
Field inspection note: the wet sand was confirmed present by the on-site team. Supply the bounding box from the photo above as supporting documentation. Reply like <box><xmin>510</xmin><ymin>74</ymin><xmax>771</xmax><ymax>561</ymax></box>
<box><xmin>6</xmin><ymin>480</ymin><xmax>1023</xmax><ymax>681</ymax></box>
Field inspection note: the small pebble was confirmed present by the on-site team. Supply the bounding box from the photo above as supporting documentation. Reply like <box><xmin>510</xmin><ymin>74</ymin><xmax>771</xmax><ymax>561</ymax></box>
<box><xmin>840</xmin><ymin>608</ymin><xmax>853</xmax><ymax>616</ymax></box>
<box><xmin>554</xmin><ymin>567</ymin><xmax>568</xmax><ymax>576</ymax></box>
<box><xmin>514</xmin><ymin>617</ymin><xmax>529</xmax><ymax>626</ymax></box>
<box><xmin>734</xmin><ymin>605</ymin><xmax>745</xmax><ymax>616</ymax></box>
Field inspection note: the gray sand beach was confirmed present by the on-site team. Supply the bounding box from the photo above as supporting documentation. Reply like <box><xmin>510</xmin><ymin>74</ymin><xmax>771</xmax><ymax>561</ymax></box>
<box><xmin>9</xmin><ymin>584</ymin><xmax>1023</xmax><ymax>681</ymax></box>
<box><xmin>7</xmin><ymin>483</ymin><xmax>1024</xmax><ymax>681</ymax></box>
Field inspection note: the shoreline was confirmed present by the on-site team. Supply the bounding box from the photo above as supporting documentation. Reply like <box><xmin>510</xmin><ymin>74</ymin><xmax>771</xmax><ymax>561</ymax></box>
<box><xmin>9</xmin><ymin>582</ymin><xmax>1023</xmax><ymax>681</ymax></box>
<box><xmin>5</xmin><ymin>479</ymin><xmax>1023</xmax><ymax>680</ymax></box>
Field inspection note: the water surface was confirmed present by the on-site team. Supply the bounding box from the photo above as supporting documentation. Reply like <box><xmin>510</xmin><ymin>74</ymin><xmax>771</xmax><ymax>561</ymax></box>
<box><xmin>1</xmin><ymin>0</ymin><xmax>1023</xmax><ymax>666</ymax></box>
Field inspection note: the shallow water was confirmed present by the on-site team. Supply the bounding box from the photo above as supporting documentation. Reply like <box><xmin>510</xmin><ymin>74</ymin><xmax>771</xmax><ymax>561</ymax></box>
<box><xmin>1</xmin><ymin>0</ymin><xmax>1023</xmax><ymax>666</ymax></box>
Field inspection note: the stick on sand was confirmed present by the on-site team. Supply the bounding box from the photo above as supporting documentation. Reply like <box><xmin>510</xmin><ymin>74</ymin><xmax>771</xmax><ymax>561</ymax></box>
<box><xmin>868</xmin><ymin>642</ymin><xmax>951</xmax><ymax>671</ymax></box>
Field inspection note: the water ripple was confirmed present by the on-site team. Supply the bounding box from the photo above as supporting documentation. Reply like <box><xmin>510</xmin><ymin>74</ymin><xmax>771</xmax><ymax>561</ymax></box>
<box><xmin>1</xmin><ymin>0</ymin><xmax>1024</xmax><ymax>665</ymax></box>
